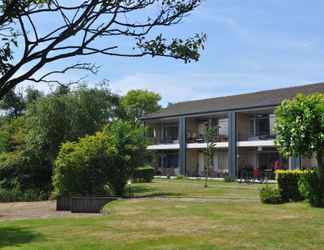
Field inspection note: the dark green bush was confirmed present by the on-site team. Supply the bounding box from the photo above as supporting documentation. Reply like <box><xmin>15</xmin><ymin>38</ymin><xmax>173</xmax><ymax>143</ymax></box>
<box><xmin>276</xmin><ymin>170</ymin><xmax>305</xmax><ymax>202</ymax></box>
<box><xmin>298</xmin><ymin>170</ymin><xmax>322</xmax><ymax>207</ymax></box>
<box><xmin>133</xmin><ymin>166</ymin><xmax>154</xmax><ymax>183</ymax></box>
<box><xmin>0</xmin><ymin>186</ymin><xmax>49</xmax><ymax>202</ymax></box>
<box><xmin>259</xmin><ymin>185</ymin><xmax>283</xmax><ymax>204</ymax></box>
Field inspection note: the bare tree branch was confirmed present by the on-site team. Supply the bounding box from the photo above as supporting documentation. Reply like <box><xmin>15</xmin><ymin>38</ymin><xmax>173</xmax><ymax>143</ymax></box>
<box><xmin>0</xmin><ymin>0</ymin><xmax>206</xmax><ymax>99</ymax></box>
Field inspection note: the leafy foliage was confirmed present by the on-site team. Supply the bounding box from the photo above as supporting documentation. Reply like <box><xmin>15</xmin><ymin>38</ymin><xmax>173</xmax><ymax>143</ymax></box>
<box><xmin>276</xmin><ymin>170</ymin><xmax>305</xmax><ymax>202</ymax></box>
<box><xmin>120</xmin><ymin>90</ymin><xmax>161</xmax><ymax>122</ymax></box>
<box><xmin>53</xmin><ymin>131</ymin><xmax>111</xmax><ymax>197</ymax></box>
<box><xmin>133</xmin><ymin>166</ymin><xmax>155</xmax><ymax>183</ymax></box>
<box><xmin>25</xmin><ymin>86</ymin><xmax>119</xmax><ymax>164</ymax></box>
<box><xmin>259</xmin><ymin>185</ymin><xmax>283</xmax><ymax>204</ymax></box>
<box><xmin>275</xmin><ymin>93</ymin><xmax>324</xmax><ymax>205</ymax></box>
<box><xmin>203</xmin><ymin>127</ymin><xmax>217</xmax><ymax>187</ymax></box>
<box><xmin>53</xmin><ymin>120</ymin><xmax>147</xmax><ymax>197</ymax></box>
<box><xmin>275</xmin><ymin>93</ymin><xmax>324</xmax><ymax>159</ymax></box>
<box><xmin>298</xmin><ymin>170</ymin><xmax>322</xmax><ymax>207</ymax></box>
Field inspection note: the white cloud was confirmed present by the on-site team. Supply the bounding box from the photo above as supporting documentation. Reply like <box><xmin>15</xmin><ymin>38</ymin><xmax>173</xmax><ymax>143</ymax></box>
<box><xmin>110</xmin><ymin>71</ymin><xmax>319</xmax><ymax>107</ymax></box>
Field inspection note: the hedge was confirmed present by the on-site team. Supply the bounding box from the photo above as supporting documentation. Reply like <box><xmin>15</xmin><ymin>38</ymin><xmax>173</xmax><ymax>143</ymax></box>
<box><xmin>298</xmin><ymin>170</ymin><xmax>322</xmax><ymax>207</ymax></box>
<box><xmin>133</xmin><ymin>166</ymin><xmax>154</xmax><ymax>183</ymax></box>
<box><xmin>276</xmin><ymin>169</ymin><xmax>312</xmax><ymax>202</ymax></box>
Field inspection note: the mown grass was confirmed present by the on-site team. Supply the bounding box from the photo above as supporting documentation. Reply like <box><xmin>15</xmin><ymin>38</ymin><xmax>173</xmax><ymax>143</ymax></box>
<box><xmin>1</xmin><ymin>179</ymin><xmax>324</xmax><ymax>250</ymax></box>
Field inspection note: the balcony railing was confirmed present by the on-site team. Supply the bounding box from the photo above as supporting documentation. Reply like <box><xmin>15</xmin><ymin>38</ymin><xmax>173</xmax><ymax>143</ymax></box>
<box><xmin>186</xmin><ymin>134</ymin><xmax>228</xmax><ymax>143</ymax></box>
<box><xmin>147</xmin><ymin>137</ymin><xmax>179</xmax><ymax>145</ymax></box>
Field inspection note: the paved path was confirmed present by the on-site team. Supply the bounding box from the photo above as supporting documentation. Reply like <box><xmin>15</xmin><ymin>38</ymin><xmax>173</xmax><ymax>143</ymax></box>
<box><xmin>0</xmin><ymin>201</ymin><xmax>100</xmax><ymax>221</ymax></box>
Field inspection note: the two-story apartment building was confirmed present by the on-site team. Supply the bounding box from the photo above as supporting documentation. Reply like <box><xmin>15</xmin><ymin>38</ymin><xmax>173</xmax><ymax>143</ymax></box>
<box><xmin>142</xmin><ymin>82</ymin><xmax>324</xmax><ymax>179</ymax></box>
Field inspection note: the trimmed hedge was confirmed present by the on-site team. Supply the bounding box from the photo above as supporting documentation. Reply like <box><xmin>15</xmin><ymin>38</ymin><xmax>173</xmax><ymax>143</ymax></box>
<box><xmin>133</xmin><ymin>166</ymin><xmax>154</xmax><ymax>183</ymax></box>
<box><xmin>259</xmin><ymin>185</ymin><xmax>283</xmax><ymax>204</ymax></box>
<box><xmin>298</xmin><ymin>170</ymin><xmax>322</xmax><ymax>207</ymax></box>
<box><xmin>276</xmin><ymin>170</ymin><xmax>311</xmax><ymax>202</ymax></box>
<box><xmin>276</xmin><ymin>170</ymin><xmax>304</xmax><ymax>202</ymax></box>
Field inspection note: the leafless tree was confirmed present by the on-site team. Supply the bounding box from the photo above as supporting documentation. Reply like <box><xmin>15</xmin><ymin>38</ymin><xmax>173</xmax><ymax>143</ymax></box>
<box><xmin>0</xmin><ymin>0</ymin><xmax>206</xmax><ymax>98</ymax></box>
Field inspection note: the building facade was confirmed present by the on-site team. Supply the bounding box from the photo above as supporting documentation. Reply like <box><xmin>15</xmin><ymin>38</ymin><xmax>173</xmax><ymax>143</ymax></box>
<box><xmin>142</xmin><ymin>83</ymin><xmax>324</xmax><ymax>179</ymax></box>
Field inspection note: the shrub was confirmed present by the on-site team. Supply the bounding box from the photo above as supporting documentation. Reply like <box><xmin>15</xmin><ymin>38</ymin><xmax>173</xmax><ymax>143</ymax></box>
<box><xmin>103</xmin><ymin>121</ymin><xmax>147</xmax><ymax>195</ymax></box>
<box><xmin>259</xmin><ymin>185</ymin><xmax>283</xmax><ymax>204</ymax></box>
<box><xmin>298</xmin><ymin>170</ymin><xmax>322</xmax><ymax>207</ymax></box>
<box><xmin>0</xmin><ymin>185</ymin><xmax>49</xmax><ymax>202</ymax></box>
<box><xmin>276</xmin><ymin>170</ymin><xmax>306</xmax><ymax>202</ymax></box>
<box><xmin>133</xmin><ymin>166</ymin><xmax>154</xmax><ymax>183</ymax></box>
<box><xmin>53</xmin><ymin>120</ymin><xmax>147</xmax><ymax>197</ymax></box>
<box><xmin>53</xmin><ymin>131</ymin><xmax>111</xmax><ymax>197</ymax></box>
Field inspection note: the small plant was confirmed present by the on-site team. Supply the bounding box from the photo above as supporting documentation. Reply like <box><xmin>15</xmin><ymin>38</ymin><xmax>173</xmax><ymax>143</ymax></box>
<box><xmin>133</xmin><ymin>165</ymin><xmax>154</xmax><ymax>183</ymax></box>
<box><xmin>259</xmin><ymin>185</ymin><xmax>283</xmax><ymax>204</ymax></box>
<box><xmin>175</xmin><ymin>175</ymin><xmax>185</xmax><ymax>180</ymax></box>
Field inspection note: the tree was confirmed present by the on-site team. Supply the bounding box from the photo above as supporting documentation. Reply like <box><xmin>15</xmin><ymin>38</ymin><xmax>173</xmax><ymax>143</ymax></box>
<box><xmin>120</xmin><ymin>89</ymin><xmax>161</xmax><ymax>122</ymax></box>
<box><xmin>0</xmin><ymin>89</ymin><xmax>25</xmax><ymax>117</ymax></box>
<box><xmin>25</xmin><ymin>86</ymin><xmax>119</xmax><ymax>164</ymax></box>
<box><xmin>275</xmin><ymin>93</ymin><xmax>324</xmax><ymax>204</ymax></box>
<box><xmin>103</xmin><ymin>120</ymin><xmax>147</xmax><ymax>195</ymax></box>
<box><xmin>203</xmin><ymin>127</ymin><xmax>217</xmax><ymax>188</ymax></box>
<box><xmin>0</xmin><ymin>0</ymin><xmax>206</xmax><ymax>98</ymax></box>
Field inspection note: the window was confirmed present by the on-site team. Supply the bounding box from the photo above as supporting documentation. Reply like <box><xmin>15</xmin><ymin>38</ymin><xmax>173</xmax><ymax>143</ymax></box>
<box><xmin>269</xmin><ymin>114</ymin><xmax>276</xmax><ymax>135</ymax></box>
<box><xmin>250</xmin><ymin>115</ymin><xmax>270</xmax><ymax>137</ymax></box>
<box><xmin>256</xmin><ymin>117</ymin><xmax>269</xmax><ymax>136</ymax></box>
<box><xmin>218</xmin><ymin>118</ymin><xmax>228</xmax><ymax>136</ymax></box>
<box><xmin>163</xmin><ymin>124</ymin><xmax>178</xmax><ymax>142</ymax></box>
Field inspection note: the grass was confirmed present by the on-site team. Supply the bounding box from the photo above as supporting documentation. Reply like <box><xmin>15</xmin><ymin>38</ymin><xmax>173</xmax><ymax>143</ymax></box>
<box><xmin>1</xmin><ymin>179</ymin><xmax>324</xmax><ymax>249</ymax></box>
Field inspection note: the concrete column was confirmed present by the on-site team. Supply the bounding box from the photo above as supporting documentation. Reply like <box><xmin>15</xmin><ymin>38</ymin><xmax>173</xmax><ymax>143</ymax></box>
<box><xmin>228</xmin><ymin>112</ymin><xmax>237</xmax><ymax>178</ymax></box>
<box><xmin>178</xmin><ymin>117</ymin><xmax>187</xmax><ymax>175</ymax></box>
<box><xmin>289</xmin><ymin>156</ymin><xmax>301</xmax><ymax>170</ymax></box>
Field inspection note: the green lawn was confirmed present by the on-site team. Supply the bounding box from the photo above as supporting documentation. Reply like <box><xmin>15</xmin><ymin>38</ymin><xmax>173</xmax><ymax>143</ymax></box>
<box><xmin>1</xmin><ymin>179</ymin><xmax>324</xmax><ymax>250</ymax></box>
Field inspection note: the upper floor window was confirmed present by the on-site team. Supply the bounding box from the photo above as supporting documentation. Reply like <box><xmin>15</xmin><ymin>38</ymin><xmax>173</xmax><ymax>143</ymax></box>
<box><xmin>163</xmin><ymin>124</ymin><xmax>178</xmax><ymax>142</ymax></box>
<box><xmin>218</xmin><ymin>118</ymin><xmax>228</xmax><ymax>136</ymax></box>
<box><xmin>250</xmin><ymin>114</ymin><xmax>272</xmax><ymax>137</ymax></box>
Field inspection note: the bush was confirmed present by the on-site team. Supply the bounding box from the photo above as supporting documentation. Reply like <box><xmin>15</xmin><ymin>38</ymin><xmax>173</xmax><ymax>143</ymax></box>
<box><xmin>53</xmin><ymin>120</ymin><xmax>147</xmax><ymax>197</ymax></box>
<box><xmin>133</xmin><ymin>166</ymin><xmax>154</xmax><ymax>183</ymax></box>
<box><xmin>259</xmin><ymin>185</ymin><xmax>283</xmax><ymax>204</ymax></box>
<box><xmin>298</xmin><ymin>170</ymin><xmax>322</xmax><ymax>207</ymax></box>
<box><xmin>53</xmin><ymin>131</ymin><xmax>111</xmax><ymax>197</ymax></box>
<box><xmin>0</xmin><ymin>185</ymin><xmax>49</xmax><ymax>202</ymax></box>
<box><xmin>102</xmin><ymin>121</ymin><xmax>147</xmax><ymax>195</ymax></box>
<box><xmin>276</xmin><ymin>170</ymin><xmax>306</xmax><ymax>202</ymax></box>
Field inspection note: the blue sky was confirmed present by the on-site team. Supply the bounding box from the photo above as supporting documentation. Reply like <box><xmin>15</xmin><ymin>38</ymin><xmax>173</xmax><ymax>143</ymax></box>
<box><xmin>19</xmin><ymin>0</ymin><xmax>324</xmax><ymax>106</ymax></box>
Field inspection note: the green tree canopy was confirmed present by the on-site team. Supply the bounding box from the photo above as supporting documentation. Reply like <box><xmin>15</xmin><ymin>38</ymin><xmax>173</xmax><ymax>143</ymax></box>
<box><xmin>275</xmin><ymin>93</ymin><xmax>324</xmax><ymax>204</ymax></box>
<box><xmin>120</xmin><ymin>89</ymin><xmax>161</xmax><ymax>122</ymax></box>
<box><xmin>25</xmin><ymin>86</ymin><xmax>120</xmax><ymax>164</ymax></box>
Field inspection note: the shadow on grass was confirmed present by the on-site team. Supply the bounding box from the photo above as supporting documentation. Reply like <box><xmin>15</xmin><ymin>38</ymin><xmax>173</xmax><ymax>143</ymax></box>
<box><xmin>0</xmin><ymin>226</ymin><xmax>44</xmax><ymax>248</ymax></box>
<box><xmin>131</xmin><ymin>185</ymin><xmax>183</xmax><ymax>198</ymax></box>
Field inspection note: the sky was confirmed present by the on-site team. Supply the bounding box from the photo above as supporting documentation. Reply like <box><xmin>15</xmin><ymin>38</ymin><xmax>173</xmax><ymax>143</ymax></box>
<box><xmin>17</xmin><ymin>0</ymin><xmax>324</xmax><ymax>106</ymax></box>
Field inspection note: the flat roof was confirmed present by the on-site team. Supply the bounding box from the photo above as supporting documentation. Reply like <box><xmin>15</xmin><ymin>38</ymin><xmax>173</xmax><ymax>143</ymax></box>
<box><xmin>142</xmin><ymin>82</ymin><xmax>324</xmax><ymax>120</ymax></box>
